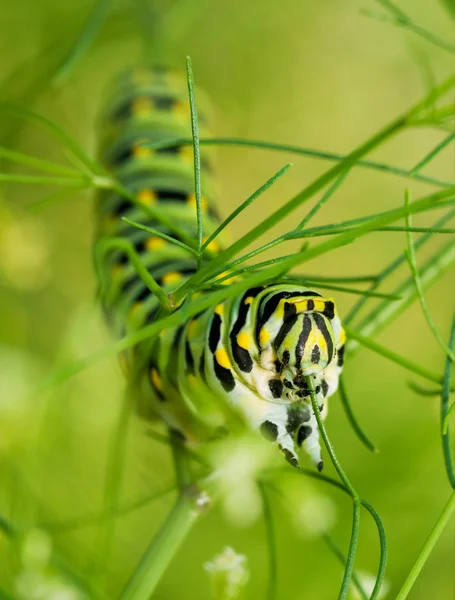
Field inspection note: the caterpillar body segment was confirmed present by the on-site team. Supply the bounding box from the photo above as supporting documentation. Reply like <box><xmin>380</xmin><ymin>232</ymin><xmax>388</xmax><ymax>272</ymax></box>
<box><xmin>94</xmin><ymin>65</ymin><xmax>346</xmax><ymax>469</ymax></box>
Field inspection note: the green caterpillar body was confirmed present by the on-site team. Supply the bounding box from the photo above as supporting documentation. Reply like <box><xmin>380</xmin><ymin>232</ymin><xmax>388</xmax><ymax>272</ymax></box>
<box><xmin>95</xmin><ymin>66</ymin><xmax>346</xmax><ymax>469</ymax></box>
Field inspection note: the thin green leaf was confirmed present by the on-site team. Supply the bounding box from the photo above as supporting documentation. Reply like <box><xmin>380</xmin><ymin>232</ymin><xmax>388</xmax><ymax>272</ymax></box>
<box><xmin>409</xmin><ymin>131</ymin><xmax>455</xmax><ymax>175</ymax></box>
<box><xmin>299</xmin><ymin>274</ymin><xmax>379</xmax><ymax>283</ymax></box>
<box><xmin>0</xmin><ymin>146</ymin><xmax>83</xmax><ymax>177</ymax></box>
<box><xmin>53</xmin><ymin>0</ymin><xmax>114</xmax><ymax>84</ymax></box>
<box><xmin>407</xmin><ymin>381</ymin><xmax>444</xmax><ymax>397</ymax></box>
<box><xmin>201</xmin><ymin>163</ymin><xmax>292</xmax><ymax>251</ymax></box>
<box><xmin>404</xmin><ymin>190</ymin><xmax>455</xmax><ymax>361</ymax></box>
<box><xmin>121</xmin><ymin>217</ymin><xmax>200</xmax><ymax>257</ymax></box>
<box><xmin>0</xmin><ymin>102</ymin><xmax>103</xmax><ymax>174</ymax></box>
<box><xmin>298</xmin><ymin>169</ymin><xmax>350</xmax><ymax>229</ymax></box>
<box><xmin>111</xmin><ymin>180</ymin><xmax>197</xmax><ymax>249</ymax></box>
<box><xmin>0</xmin><ymin>173</ymin><xmax>89</xmax><ymax>186</ymax></box>
<box><xmin>33</xmin><ymin>188</ymin><xmax>455</xmax><ymax>392</ymax></box>
<box><xmin>185</xmin><ymin>57</ymin><xmax>203</xmax><ymax>266</ymax></box>
<box><xmin>145</xmin><ymin>137</ymin><xmax>454</xmax><ymax>188</ymax></box>
<box><xmin>345</xmin><ymin>326</ymin><xmax>445</xmax><ymax>385</ymax></box>
<box><xmin>94</xmin><ymin>238</ymin><xmax>170</xmax><ymax>310</ymax></box>
<box><xmin>175</xmin><ymin>184</ymin><xmax>455</xmax><ymax>300</ymax></box>
<box><xmin>348</xmin><ymin>236</ymin><xmax>455</xmax><ymax>353</ymax></box>
<box><xmin>338</xmin><ymin>377</ymin><xmax>379</xmax><ymax>453</ymax></box>
<box><xmin>345</xmin><ymin>205</ymin><xmax>455</xmax><ymax>327</ymax></box>
<box><xmin>366</xmin><ymin>1</ymin><xmax>455</xmax><ymax>54</ymax></box>
<box><xmin>287</xmin><ymin>278</ymin><xmax>401</xmax><ymax>300</ymax></box>
<box><xmin>28</xmin><ymin>185</ymin><xmax>89</xmax><ymax>210</ymax></box>
<box><xmin>42</xmin><ymin>485</ymin><xmax>176</xmax><ymax>534</ymax></box>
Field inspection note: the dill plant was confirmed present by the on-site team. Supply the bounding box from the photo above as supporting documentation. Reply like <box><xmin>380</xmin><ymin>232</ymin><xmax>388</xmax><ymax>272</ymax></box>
<box><xmin>0</xmin><ymin>1</ymin><xmax>454</xmax><ymax>599</ymax></box>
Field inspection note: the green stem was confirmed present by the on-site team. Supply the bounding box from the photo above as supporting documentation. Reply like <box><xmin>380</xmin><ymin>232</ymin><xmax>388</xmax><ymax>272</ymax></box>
<box><xmin>258</xmin><ymin>482</ymin><xmax>278</xmax><ymax>600</ymax></box>
<box><xmin>395</xmin><ymin>491</ymin><xmax>455</xmax><ymax>600</ymax></box>
<box><xmin>321</xmin><ymin>533</ymin><xmax>368</xmax><ymax>600</ymax></box>
<box><xmin>360</xmin><ymin>500</ymin><xmax>388</xmax><ymax>600</ymax></box>
<box><xmin>338</xmin><ymin>377</ymin><xmax>379</xmax><ymax>453</ymax></box>
<box><xmin>119</xmin><ymin>490</ymin><xmax>201</xmax><ymax>600</ymax></box>
<box><xmin>441</xmin><ymin>310</ymin><xmax>455</xmax><ymax>487</ymax></box>
<box><xmin>306</xmin><ymin>376</ymin><xmax>361</xmax><ymax>600</ymax></box>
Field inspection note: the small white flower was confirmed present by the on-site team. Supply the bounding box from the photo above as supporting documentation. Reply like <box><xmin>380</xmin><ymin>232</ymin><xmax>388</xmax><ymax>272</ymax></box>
<box><xmin>204</xmin><ymin>546</ymin><xmax>249</xmax><ymax>600</ymax></box>
<box><xmin>209</xmin><ymin>433</ymin><xmax>276</xmax><ymax>526</ymax></box>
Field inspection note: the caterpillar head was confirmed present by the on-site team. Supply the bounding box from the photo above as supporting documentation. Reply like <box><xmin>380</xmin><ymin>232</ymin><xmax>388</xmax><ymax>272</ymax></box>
<box><xmin>260</xmin><ymin>303</ymin><xmax>336</xmax><ymax>400</ymax></box>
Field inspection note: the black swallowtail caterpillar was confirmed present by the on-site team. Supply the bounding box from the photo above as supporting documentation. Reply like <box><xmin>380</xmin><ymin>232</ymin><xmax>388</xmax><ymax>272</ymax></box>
<box><xmin>95</xmin><ymin>65</ymin><xmax>346</xmax><ymax>471</ymax></box>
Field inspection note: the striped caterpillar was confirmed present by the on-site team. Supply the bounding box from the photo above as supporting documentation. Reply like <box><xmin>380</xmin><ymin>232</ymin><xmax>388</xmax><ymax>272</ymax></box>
<box><xmin>95</xmin><ymin>65</ymin><xmax>346</xmax><ymax>470</ymax></box>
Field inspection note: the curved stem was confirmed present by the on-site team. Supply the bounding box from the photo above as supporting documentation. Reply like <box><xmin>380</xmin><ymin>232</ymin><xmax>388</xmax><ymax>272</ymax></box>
<box><xmin>306</xmin><ymin>376</ymin><xmax>361</xmax><ymax>600</ymax></box>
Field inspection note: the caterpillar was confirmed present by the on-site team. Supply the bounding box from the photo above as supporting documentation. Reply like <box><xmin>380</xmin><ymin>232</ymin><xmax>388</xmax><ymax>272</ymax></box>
<box><xmin>94</xmin><ymin>65</ymin><xmax>346</xmax><ymax>470</ymax></box>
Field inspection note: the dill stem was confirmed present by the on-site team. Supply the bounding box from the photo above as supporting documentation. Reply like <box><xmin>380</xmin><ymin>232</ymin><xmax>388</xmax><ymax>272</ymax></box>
<box><xmin>395</xmin><ymin>491</ymin><xmax>455</xmax><ymax>600</ymax></box>
<box><xmin>119</xmin><ymin>492</ymin><xmax>200</xmax><ymax>600</ymax></box>
<box><xmin>306</xmin><ymin>376</ymin><xmax>361</xmax><ymax>600</ymax></box>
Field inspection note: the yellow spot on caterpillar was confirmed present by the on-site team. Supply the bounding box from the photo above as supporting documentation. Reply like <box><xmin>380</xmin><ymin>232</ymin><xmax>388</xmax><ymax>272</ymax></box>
<box><xmin>132</xmin><ymin>96</ymin><xmax>153</xmax><ymax>115</ymax></box>
<box><xmin>137</xmin><ymin>189</ymin><xmax>157</xmax><ymax>204</ymax></box>
<box><xmin>259</xmin><ymin>328</ymin><xmax>270</xmax><ymax>346</ymax></box>
<box><xmin>244</xmin><ymin>297</ymin><xmax>254</xmax><ymax>305</ymax></box>
<box><xmin>173</xmin><ymin>101</ymin><xmax>189</xmax><ymax>119</ymax></box>
<box><xmin>214</xmin><ymin>303</ymin><xmax>224</xmax><ymax>316</ymax></box>
<box><xmin>133</xmin><ymin>143</ymin><xmax>153</xmax><ymax>158</ymax></box>
<box><xmin>146</xmin><ymin>237</ymin><xmax>166</xmax><ymax>250</ymax></box>
<box><xmin>237</xmin><ymin>332</ymin><xmax>251</xmax><ymax>350</ymax></box>
<box><xmin>187</xmin><ymin>193</ymin><xmax>208</xmax><ymax>211</ymax></box>
<box><xmin>339</xmin><ymin>328</ymin><xmax>346</xmax><ymax>344</ymax></box>
<box><xmin>151</xmin><ymin>368</ymin><xmax>163</xmax><ymax>392</ymax></box>
<box><xmin>219</xmin><ymin>276</ymin><xmax>238</xmax><ymax>285</ymax></box>
<box><xmin>181</xmin><ymin>145</ymin><xmax>194</xmax><ymax>163</ymax></box>
<box><xmin>162</xmin><ymin>271</ymin><xmax>182</xmax><ymax>285</ymax></box>
<box><xmin>215</xmin><ymin>348</ymin><xmax>231</xmax><ymax>369</ymax></box>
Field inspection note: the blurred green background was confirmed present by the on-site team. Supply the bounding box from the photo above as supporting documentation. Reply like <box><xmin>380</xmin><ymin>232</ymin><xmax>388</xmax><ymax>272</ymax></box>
<box><xmin>1</xmin><ymin>0</ymin><xmax>455</xmax><ymax>598</ymax></box>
